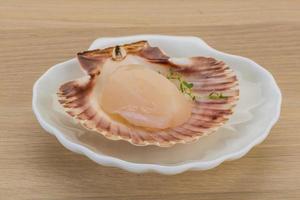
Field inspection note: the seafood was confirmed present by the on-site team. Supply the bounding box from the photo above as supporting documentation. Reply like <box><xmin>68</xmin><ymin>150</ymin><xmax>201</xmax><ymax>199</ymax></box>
<box><xmin>57</xmin><ymin>41</ymin><xmax>239</xmax><ymax>147</ymax></box>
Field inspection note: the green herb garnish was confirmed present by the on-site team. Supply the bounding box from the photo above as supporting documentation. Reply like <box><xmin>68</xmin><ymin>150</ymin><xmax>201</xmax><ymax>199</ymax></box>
<box><xmin>166</xmin><ymin>69</ymin><xmax>197</xmax><ymax>101</ymax></box>
<box><xmin>208</xmin><ymin>91</ymin><xmax>228</xmax><ymax>100</ymax></box>
<box><xmin>161</xmin><ymin>69</ymin><xmax>231</xmax><ymax>101</ymax></box>
<box><xmin>182</xmin><ymin>81</ymin><xmax>193</xmax><ymax>89</ymax></box>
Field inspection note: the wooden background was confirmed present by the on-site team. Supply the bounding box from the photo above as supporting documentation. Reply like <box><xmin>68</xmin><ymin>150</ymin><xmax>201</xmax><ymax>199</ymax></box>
<box><xmin>0</xmin><ymin>0</ymin><xmax>299</xmax><ymax>199</ymax></box>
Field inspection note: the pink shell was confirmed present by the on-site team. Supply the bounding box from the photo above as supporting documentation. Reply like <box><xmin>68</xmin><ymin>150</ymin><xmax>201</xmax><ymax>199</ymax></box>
<box><xmin>57</xmin><ymin>41</ymin><xmax>239</xmax><ymax>147</ymax></box>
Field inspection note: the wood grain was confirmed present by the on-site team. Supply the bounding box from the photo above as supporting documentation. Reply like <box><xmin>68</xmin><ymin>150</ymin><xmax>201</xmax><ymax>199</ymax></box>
<box><xmin>0</xmin><ymin>0</ymin><xmax>299</xmax><ymax>199</ymax></box>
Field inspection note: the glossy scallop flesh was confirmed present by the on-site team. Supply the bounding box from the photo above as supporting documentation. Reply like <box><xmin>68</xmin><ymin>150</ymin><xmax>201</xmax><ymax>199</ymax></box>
<box><xmin>57</xmin><ymin>41</ymin><xmax>239</xmax><ymax>147</ymax></box>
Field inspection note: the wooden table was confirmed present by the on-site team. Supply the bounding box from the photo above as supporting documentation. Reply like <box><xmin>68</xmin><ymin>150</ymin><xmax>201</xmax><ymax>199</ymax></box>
<box><xmin>1</xmin><ymin>0</ymin><xmax>299</xmax><ymax>199</ymax></box>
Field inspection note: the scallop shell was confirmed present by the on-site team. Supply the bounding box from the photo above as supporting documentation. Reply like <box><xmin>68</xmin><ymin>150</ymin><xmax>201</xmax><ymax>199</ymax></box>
<box><xmin>57</xmin><ymin>41</ymin><xmax>239</xmax><ymax>147</ymax></box>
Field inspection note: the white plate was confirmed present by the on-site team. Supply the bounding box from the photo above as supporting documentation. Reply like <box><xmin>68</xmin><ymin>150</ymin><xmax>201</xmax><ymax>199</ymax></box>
<box><xmin>32</xmin><ymin>35</ymin><xmax>281</xmax><ymax>174</ymax></box>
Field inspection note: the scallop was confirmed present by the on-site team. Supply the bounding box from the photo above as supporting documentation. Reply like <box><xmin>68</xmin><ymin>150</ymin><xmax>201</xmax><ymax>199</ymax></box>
<box><xmin>100</xmin><ymin>64</ymin><xmax>192</xmax><ymax>129</ymax></box>
<box><xmin>57</xmin><ymin>41</ymin><xmax>239</xmax><ymax>147</ymax></box>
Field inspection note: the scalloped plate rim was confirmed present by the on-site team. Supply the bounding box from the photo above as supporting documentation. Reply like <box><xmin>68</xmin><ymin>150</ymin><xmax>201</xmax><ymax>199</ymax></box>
<box><xmin>32</xmin><ymin>35</ymin><xmax>282</xmax><ymax>175</ymax></box>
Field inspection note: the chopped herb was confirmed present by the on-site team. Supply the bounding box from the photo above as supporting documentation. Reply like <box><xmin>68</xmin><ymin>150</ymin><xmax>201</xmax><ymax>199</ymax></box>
<box><xmin>179</xmin><ymin>83</ymin><xmax>184</xmax><ymax>92</ymax></box>
<box><xmin>208</xmin><ymin>92</ymin><xmax>228</xmax><ymax>100</ymax></box>
<box><xmin>182</xmin><ymin>81</ymin><xmax>193</xmax><ymax>89</ymax></box>
<box><xmin>164</xmin><ymin>69</ymin><xmax>230</xmax><ymax>101</ymax></box>
<box><xmin>166</xmin><ymin>69</ymin><xmax>197</xmax><ymax>101</ymax></box>
<box><xmin>163</xmin><ymin>69</ymin><xmax>231</xmax><ymax>101</ymax></box>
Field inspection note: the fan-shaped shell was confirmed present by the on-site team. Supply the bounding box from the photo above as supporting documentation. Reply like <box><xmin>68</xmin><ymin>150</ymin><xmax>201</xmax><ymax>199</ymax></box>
<box><xmin>57</xmin><ymin>41</ymin><xmax>239</xmax><ymax>147</ymax></box>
